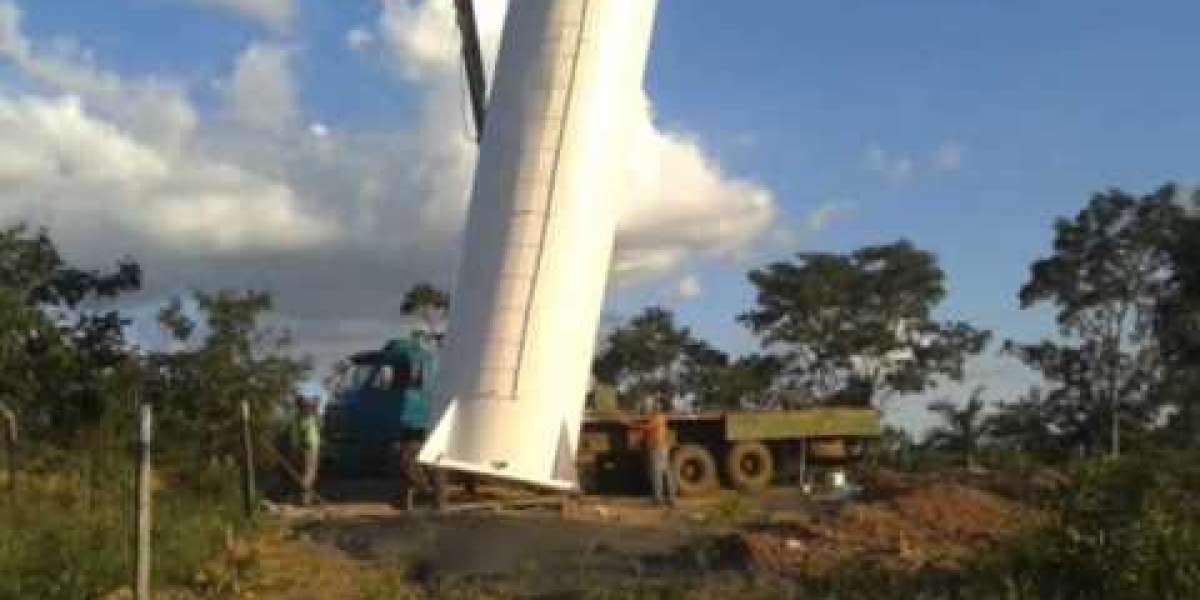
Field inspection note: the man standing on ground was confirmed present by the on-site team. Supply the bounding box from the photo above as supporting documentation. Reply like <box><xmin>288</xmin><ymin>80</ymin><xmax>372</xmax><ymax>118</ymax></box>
<box><xmin>392</xmin><ymin>436</ymin><xmax>426</xmax><ymax>510</ymax></box>
<box><xmin>639</xmin><ymin>397</ymin><xmax>677</xmax><ymax>507</ymax></box>
<box><xmin>291</xmin><ymin>389</ymin><xmax>322</xmax><ymax>506</ymax></box>
<box><xmin>387</xmin><ymin>354</ymin><xmax>433</xmax><ymax>510</ymax></box>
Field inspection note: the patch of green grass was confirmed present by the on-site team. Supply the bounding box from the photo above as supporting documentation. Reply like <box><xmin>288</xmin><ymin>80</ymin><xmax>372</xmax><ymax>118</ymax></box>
<box><xmin>705</xmin><ymin>494</ymin><xmax>756</xmax><ymax>528</ymax></box>
<box><xmin>0</xmin><ymin>457</ymin><xmax>250</xmax><ymax>600</ymax></box>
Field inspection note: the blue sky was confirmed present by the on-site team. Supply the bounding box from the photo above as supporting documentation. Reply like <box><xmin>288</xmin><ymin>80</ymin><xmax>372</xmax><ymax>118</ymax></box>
<box><xmin>627</xmin><ymin>1</ymin><xmax>1199</xmax><ymax>427</ymax></box>
<box><xmin>3</xmin><ymin>1</ymin><xmax>1198</xmax><ymax>432</ymax></box>
<box><xmin>642</xmin><ymin>0</ymin><xmax>1200</xmax><ymax>348</ymax></box>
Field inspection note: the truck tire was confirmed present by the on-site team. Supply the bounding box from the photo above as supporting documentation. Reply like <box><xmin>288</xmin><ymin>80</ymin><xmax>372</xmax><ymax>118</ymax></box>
<box><xmin>725</xmin><ymin>441</ymin><xmax>773</xmax><ymax>492</ymax></box>
<box><xmin>672</xmin><ymin>444</ymin><xmax>719</xmax><ymax>496</ymax></box>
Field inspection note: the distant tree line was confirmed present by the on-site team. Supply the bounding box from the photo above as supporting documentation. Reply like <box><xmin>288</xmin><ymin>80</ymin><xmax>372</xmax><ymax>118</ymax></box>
<box><xmin>590</xmin><ymin>239</ymin><xmax>993</xmax><ymax>413</ymax></box>
<box><xmin>0</xmin><ymin>224</ymin><xmax>309</xmax><ymax>467</ymax></box>
<box><xmin>591</xmin><ymin>183</ymin><xmax>1200</xmax><ymax>461</ymax></box>
<box><xmin>5</xmin><ymin>180</ymin><xmax>1196</xmax><ymax>469</ymax></box>
<box><xmin>353</xmin><ymin>183</ymin><xmax>1200</xmax><ymax>463</ymax></box>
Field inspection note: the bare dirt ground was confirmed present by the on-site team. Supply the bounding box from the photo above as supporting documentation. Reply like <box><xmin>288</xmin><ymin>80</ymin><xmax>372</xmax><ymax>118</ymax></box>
<box><xmin>231</xmin><ymin>470</ymin><xmax>1050</xmax><ymax>597</ymax></box>
<box><xmin>738</xmin><ymin>481</ymin><xmax>1045</xmax><ymax>577</ymax></box>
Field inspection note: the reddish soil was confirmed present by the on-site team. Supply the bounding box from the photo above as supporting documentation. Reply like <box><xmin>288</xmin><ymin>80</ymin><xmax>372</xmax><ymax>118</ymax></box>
<box><xmin>737</xmin><ymin>476</ymin><xmax>1045</xmax><ymax>576</ymax></box>
<box><xmin>275</xmin><ymin>471</ymin><xmax>1050</xmax><ymax>588</ymax></box>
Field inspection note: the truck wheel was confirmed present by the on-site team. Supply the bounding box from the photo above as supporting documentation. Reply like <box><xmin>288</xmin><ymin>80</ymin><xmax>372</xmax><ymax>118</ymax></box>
<box><xmin>672</xmin><ymin>444</ymin><xmax>719</xmax><ymax>496</ymax></box>
<box><xmin>726</xmin><ymin>441</ymin><xmax>773</xmax><ymax>492</ymax></box>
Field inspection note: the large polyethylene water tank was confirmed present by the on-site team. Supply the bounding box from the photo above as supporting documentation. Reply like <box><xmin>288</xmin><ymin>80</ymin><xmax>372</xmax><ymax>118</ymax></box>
<box><xmin>419</xmin><ymin>0</ymin><xmax>659</xmax><ymax>489</ymax></box>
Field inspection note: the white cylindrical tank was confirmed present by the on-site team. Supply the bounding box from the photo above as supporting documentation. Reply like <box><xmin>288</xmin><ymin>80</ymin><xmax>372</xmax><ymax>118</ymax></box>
<box><xmin>419</xmin><ymin>0</ymin><xmax>660</xmax><ymax>490</ymax></box>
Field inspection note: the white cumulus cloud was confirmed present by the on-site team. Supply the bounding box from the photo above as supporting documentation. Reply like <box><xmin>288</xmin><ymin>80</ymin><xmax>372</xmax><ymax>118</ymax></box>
<box><xmin>0</xmin><ymin>0</ymin><xmax>780</xmax><ymax>370</ymax></box>
<box><xmin>868</xmin><ymin>140</ymin><xmax>966</xmax><ymax>183</ymax></box>
<box><xmin>346</xmin><ymin>28</ymin><xmax>375</xmax><ymax>51</ymax></box>
<box><xmin>674</xmin><ymin>275</ymin><xmax>702</xmax><ymax>301</ymax></box>
<box><xmin>376</xmin><ymin>0</ymin><xmax>778</xmax><ymax>283</ymax></box>
<box><xmin>185</xmin><ymin>0</ymin><xmax>295</xmax><ymax>32</ymax></box>
<box><xmin>380</xmin><ymin>0</ymin><xmax>506</xmax><ymax>83</ymax></box>
<box><xmin>0</xmin><ymin>94</ymin><xmax>334</xmax><ymax>252</ymax></box>
<box><xmin>805</xmin><ymin>202</ymin><xmax>855</xmax><ymax>233</ymax></box>
<box><xmin>381</xmin><ymin>0</ymin><xmax>463</xmax><ymax>80</ymax></box>
<box><xmin>226</xmin><ymin>42</ymin><xmax>299</xmax><ymax>134</ymax></box>
<box><xmin>616</xmin><ymin>108</ymin><xmax>776</xmax><ymax>279</ymax></box>
<box><xmin>0</xmin><ymin>1</ymin><xmax>196</xmax><ymax>151</ymax></box>
<box><xmin>867</xmin><ymin>142</ymin><xmax>915</xmax><ymax>184</ymax></box>
<box><xmin>933</xmin><ymin>140</ymin><xmax>964</xmax><ymax>172</ymax></box>
<box><xmin>0</xmin><ymin>2</ymin><xmax>26</xmax><ymax>57</ymax></box>
<box><xmin>0</xmin><ymin>94</ymin><xmax>167</xmax><ymax>184</ymax></box>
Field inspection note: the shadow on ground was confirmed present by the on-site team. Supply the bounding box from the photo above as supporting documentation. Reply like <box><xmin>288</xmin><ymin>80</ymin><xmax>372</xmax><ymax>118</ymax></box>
<box><xmin>295</xmin><ymin>508</ymin><xmax>739</xmax><ymax>591</ymax></box>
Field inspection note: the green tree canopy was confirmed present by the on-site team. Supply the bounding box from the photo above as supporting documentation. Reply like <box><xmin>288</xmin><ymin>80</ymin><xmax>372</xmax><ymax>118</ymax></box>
<box><xmin>925</xmin><ymin>385</ymin><xmax>990</xmax><ymax>468</ymax></box>
<box><xmin>593</xmin><ymin>306</ymin><xmax>729</xmax><ymax>410</ymax></box>
<box><xmin>1157</xmin><ymin>188</ymin><xmax>1200</xmax><ymax>444</ymax></box>
<box><xmin>0</xmin><ymin>224</ymin><xmax>141</xmax><ymax>442</ymax></box>
<box><xmin>151</xmin><ymin>290</ymin><xmax>310</xmax><ymax>459</ymax></box>
<box><xmin>1008</xmin><ymin>185</ymin><xmax>1185</xmax><ymax>457</ymax></box>
<box><xmin>401</xmin><ymin>282</ymin><xmax>450</xmax><ymax>345</ymax></box>
<box><xmin>740</xmin><ymin>240</ymin><xmax>990</xmax><ymax>406</ymax></box>
<box><xmin>985</xmin><ymin>386</ymin><xmax>1064</xmax><ymax>457</ymax></box>
<box><xmin>705</xmin><ymin>354</ymin><xmax>786</xmax><ymax>410</ymax></box>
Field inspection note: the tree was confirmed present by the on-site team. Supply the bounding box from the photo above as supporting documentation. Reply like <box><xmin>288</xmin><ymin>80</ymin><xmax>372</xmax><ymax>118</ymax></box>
<box><xmin>875</xmin><ymin>424</ymin><xmax>917</xmax><ymax>470</ymax></box>
<box><xmin>150</xmin><ymin>290</ymin><xmax>309</xmax><ymax>460</ymax></box>
<box><xmin>925</xmin><ymin>385</ymin><xmax>990</xmax><ymax>469</ymax></box>
<box><xmin>1157</xmin><ymin>189</ymin><xmax>1200</xmax><ymax>445</ymax></box>
<box><xmin>676</xmin><ymin>337</ymin><xmax>732</xmax><ymax>409</ymax></box>
<box><xmin>0</xmin><ymin>224</ymin><xmax>308</xmax><ymax>508</ymax></box>
<box><xmin>401</xmin><ymin>283</ymin><xmax>450</xmax><ymax>346</ymax></box>
<box><xmin>593</xmin><ymin>307</ymin><xmax>727</xmax><ymax>410</ymax></box>
<box><xmin>705</xmin><ymin>354</ymin><xmax>785</xmax><ymax>410</ymax></box>
<box><xmin>1010</xmin><ymin>186</ymin><xmax>1184</xmax><ymax>457</ymax></box>
<box><xmin>0</xmin><ymin>224</ymin><xmax>141</xmax><ymax>442</ymax></box>
<box><xmin>985</xmin><ymin>386</ymin><xmax>1062</xmax><ymax>457</ymax></box>
<box><xmin>740</xmin><ymin>240</ymin><xmax>990</xmax><ymax>407</ymax></box>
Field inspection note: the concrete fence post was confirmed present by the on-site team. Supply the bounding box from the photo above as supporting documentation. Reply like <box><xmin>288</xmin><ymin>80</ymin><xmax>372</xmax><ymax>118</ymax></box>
<box><xmin>0</xmin><ymin>400</ymin><xmax>16</xmax><ymax>498</ymax></box>
<box><xmin>134</xmin><ymin>399</ymin><xmax>153</xmax><ymax>600</ymax></box>
<box><xmin>240</xmin><ymin>399</ymin><xmax>257</xmax><ymax>518</ymax></box>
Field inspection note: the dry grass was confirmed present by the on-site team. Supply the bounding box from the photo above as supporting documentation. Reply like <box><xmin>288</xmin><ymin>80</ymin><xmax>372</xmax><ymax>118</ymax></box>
<box><xmin>185</xmin><ymin>523</ymin><xmax>424</xmax><ymax>599</ymax></box>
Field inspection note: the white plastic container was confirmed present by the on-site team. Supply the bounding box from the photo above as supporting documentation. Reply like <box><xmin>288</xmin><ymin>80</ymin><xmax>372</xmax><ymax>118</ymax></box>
<box><xmin>830</xmin><ymin>469</ymin><xmax>847</xmax><ymax>489</ymax></box>
<box><xmin>419</xmin><ymin>0</ymin><xmax>660</xmax><ymax>490</ymax></box>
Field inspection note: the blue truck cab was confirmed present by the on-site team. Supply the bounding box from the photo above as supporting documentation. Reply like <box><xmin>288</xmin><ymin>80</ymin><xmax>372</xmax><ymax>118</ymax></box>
<box><xmin>322</xmin><ymin>335</ymin><xmax>437</xmax><ymax>475</ymax></box>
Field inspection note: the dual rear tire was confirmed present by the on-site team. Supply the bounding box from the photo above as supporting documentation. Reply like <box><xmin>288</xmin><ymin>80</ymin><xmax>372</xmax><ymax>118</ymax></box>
<box><xmin>671</xmin><ymin>444</ymin><xmax>720</xmax><ymax>496</ymax></box>
<box><xmin>725</xmin><ymin>441</ymin><xmax>773</xmax><ymax>492</ymax></box>
<box><xmin>670</xmin><ymin>441</ymin><xmax>774</xmax><ymax>496</ymax></box>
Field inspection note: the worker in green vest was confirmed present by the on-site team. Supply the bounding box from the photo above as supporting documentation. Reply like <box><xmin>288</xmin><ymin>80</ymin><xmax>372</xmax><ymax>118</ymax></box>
<box><xmin>290</xmin><ymin>385</ymin><xmax>322</xmax><ymax>506</ymax></box>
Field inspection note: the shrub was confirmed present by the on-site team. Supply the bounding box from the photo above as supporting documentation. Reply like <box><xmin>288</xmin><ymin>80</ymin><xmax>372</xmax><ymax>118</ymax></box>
<box><xmin>0</xmin><ymin>450</ymin><xmax>249</xmax><ymax>600</ymax></box>
<box><xmin>998</xmin><ymin>449</ymin><xmax>1200</xmax><ymax>599</ymax></box>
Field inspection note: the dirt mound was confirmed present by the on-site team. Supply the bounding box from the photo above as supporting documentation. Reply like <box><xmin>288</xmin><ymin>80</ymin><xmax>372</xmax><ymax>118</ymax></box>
<box><xmin>737</xmin><ymin>480</ymin><xmax>1042</xmax><ymax>577</ymax></box>
<box><xmin>861</xmin><ymin>467</ymin><xmax>1071</xmax><ymax>503</ymax></box>
<box><xmin>890</xmin><ymin>483</ymin><xmax>1025</xmax><ymax>542</ymax></box>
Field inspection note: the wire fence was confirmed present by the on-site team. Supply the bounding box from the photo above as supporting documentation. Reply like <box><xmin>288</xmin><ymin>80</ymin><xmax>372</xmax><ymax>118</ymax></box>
<box><xmin>0</xmin><ymin>395</ymin><xmax>283</xmax><ymax>600</ymax></box>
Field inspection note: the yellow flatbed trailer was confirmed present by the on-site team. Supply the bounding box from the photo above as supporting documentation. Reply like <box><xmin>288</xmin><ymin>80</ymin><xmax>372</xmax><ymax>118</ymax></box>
<box><xmin>577</xmin><ymin>408</ymin><xmax>882</xmax><ymax>496</ymax></box>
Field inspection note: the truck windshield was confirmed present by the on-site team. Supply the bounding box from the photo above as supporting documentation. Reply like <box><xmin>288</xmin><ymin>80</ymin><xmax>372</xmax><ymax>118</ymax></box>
<box><xmin>344</xmin><ymin>364</ymin><xmax>376</xmax><ymax>393</ymax></box>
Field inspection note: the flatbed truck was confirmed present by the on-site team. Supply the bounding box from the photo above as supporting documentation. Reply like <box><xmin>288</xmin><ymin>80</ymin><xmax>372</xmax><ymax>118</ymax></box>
<box><xmin>578</xmin><ymin>408</ymin><xmax>880</xmax><ymax>496</ymax></box>
<box><xmin>323</xmin><ymin>338</ymin><xmax>881</xmax><ymax>495</ymax></box>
